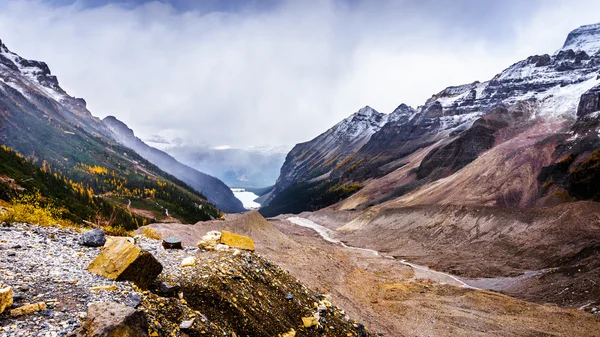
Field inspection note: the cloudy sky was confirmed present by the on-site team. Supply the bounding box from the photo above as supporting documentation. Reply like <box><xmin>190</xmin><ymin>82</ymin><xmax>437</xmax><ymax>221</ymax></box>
<box><xmin>0</xmin><ymin>0</ymin><xmax>599</xmax><ymax>148</ymax></box>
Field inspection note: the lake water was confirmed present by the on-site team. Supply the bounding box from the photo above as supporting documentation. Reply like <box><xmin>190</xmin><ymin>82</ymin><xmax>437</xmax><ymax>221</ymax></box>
<box><xmin>231</xmin><ymin>188</ymin><xmax>261</xmax><ymax>209</ymax></box>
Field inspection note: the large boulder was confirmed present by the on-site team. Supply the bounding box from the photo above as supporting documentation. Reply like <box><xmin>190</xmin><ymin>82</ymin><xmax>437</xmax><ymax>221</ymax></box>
<box><xmin>80</xmin><ymin>228</ymin><xmax>106</xmax><ymax>247</ymax></box>
<box><xmin>577</xmin><ymin>84</ymin><xmax>600</xmax><ymax>117</ymax></box>
<box><xmin>88</xmin><ymin>238</ymin><xmax>162</xmax><ymax>289</ymax></box>
<box><xmin>0</xmin><ymin>286</ymin><xmax>12</xmax><ymax>314</ymax></box>
<box><xmin>220</xmin><ymin>231</ymin><xmax>255</xmax><ymax>251</ymax></box>
<box><xmin>68</xmin><ymin>302</ymin><xmax>148</xmax><ymax>337</ymax></box>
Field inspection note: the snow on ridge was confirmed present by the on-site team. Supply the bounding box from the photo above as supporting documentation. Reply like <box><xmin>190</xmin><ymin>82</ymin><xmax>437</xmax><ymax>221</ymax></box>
<box><xmin>0</xmin><ymin>42</ymin><xmax>66</xmax><ymax>103</ymax></box>
<box><xmin>333</xmin><ymin>106</ymin><xmax>388</xmax><ymax>140</ymax></box>
<box><xmin>561</xmin><ymin>22</ymin><xmax>600</xmax><ymax>55</ymax></box>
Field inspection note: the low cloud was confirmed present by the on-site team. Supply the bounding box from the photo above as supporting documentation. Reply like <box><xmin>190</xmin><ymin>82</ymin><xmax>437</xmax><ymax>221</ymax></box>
<box><xmin>1</xmin><ymin>0</ymin><xmax>599</xmax><ymax>147</ymax></box>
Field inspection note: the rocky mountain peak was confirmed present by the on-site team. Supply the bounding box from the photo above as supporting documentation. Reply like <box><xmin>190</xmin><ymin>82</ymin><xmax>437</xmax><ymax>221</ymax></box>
<box><xmin>0</xmin><ymin>39</ymin><xmax>66</xmax><ymax>103</ymax></box>
<box><xmin>103</xmin><ymin>115</ymin><xmax>135</xmax><ymax>139</ymax></box>
<box><xmin>389</xmin><ymin>103</ymin><xmax>416</xmax><ymax>122</ymax></box>
<box><xmin>561</xmin><ymin>22</ymin><xmax>600</xmax><ymax>55</ymax></box>
<box><xmin>356</xmin><ymin>105</ymin><xmax>376</xmax><ymax>115</ymax></box>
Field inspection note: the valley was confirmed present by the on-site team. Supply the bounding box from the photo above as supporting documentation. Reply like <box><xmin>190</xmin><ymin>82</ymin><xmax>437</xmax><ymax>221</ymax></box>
<box><xmin>1</xmin><ymin>6</ymin><xmax>600</xmax><ymax>337</ymax></box>
<box><xmin>141</xmin><ymin>211</ymin><xmax>600</xmax><ymax>336</ymax></box>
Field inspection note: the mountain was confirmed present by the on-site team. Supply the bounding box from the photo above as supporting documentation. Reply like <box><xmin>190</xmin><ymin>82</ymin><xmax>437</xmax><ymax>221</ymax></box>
<box><xmin>103</xmin><ymin>116</ymin><xmax>244</xmax><ymax>213</ymax></box>
<box><xmin>259</xmin><ymin>106</ymin><xmax>415</xmax><ymax>215</ymax></box>
<box><xmin>263</xmin><ymin>22</ymin><xmax>600</xmax><ymax>216</ymax></box>
<box><xmin>152</xmin><ymin>141</ymin><xmax>287</xmax><ymax>189</ymax></box>
<box><xmin>0</xmin><ymin>40</ymin><xmax>223</xmax><ymax>227</ymax></box>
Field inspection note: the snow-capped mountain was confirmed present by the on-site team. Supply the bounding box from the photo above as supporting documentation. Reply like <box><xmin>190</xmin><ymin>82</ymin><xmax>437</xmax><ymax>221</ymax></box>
<box><xmin>262</xmin><ymin>22</ymin><xmax>600</xmax><ymax>216</ymax></box>
<box><xmin>0</xmin><ymin>39</ymin><xmax>242</xmax><ymax>216</ymax></box>
<box><xmin>0</xmin><ymin>40</ymin><xmax>112</xmax><ymax>138</ymax></box>
<box><xmin>561</xmin><ymin>22</ymin><xmax>600</xmax><ymax>55</ymax></box>
<box><xmin>265</xmin><ymin>105</ymin><xmax>408</xmax><ymax>204</ymax></box>
<box><xmin>334</xmin><ymin>22</ymin><xmax>600</xmax><ymax>182</ymax></box>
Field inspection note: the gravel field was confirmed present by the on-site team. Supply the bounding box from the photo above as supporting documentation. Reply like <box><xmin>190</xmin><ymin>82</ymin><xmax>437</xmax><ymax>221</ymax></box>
<box><xmin>0</xmin><ymin>223</ymin><xmax>198</xmax><ymax>337</ymax></box>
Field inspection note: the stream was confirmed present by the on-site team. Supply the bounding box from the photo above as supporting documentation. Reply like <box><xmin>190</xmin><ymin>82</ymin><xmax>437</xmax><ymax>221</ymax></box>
<box><xmin>287</xmin><ymin>216</ymin><xmax>478</xmax><ymax>289</ymax></box>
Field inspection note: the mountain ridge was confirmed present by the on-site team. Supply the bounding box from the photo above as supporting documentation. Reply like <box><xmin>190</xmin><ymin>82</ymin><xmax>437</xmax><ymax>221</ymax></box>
<box><xmin>263</xmin><ymin>21</ymin><xmax>600</xmax><ymax>216</ymax></box>
<box><xmin>102</xmin><ymin>116</ymin><xmax>244</xmax><ymax>213</ymax></box>
<box><xmin>0</xmin><ymin>39</ymin><xmax>228</xmax><ymax>226</ymax></box>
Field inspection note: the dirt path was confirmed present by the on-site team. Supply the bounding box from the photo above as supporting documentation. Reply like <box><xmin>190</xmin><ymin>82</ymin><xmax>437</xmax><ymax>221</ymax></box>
<box><xmin>287</xmin><ymin>216</ymin><xmax>475</xmax><ymax>288</ymax></box>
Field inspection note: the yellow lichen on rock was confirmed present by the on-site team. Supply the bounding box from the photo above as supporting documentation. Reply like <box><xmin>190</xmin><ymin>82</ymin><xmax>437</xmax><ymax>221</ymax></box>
<box><xmin>281</xmin><ymin>329</ymin><xmax>296</xmax><ymax>337</ymax></box>
<box><xmin>0</xmin><ymin>287</ymin><xmax>13</xmax><ymax>314</ymax></box>
<box><xmin>220</xmin><ymin>231</ymin><xmax>255</xmax><ymax>251</ymax></box>
<box><xmin>10</xmin><ymin>302</ymin><xmax>46</xmax><ymax>317</ymax></box>
<box><xmin>87</xmin><ymin>237</ymin><xmax>162</xmax><ymax>288</ymax></box>
<box><xmin>302</xmin><ymin>316</ymin><xmax>318</xmax><ymax>328</ymax></box>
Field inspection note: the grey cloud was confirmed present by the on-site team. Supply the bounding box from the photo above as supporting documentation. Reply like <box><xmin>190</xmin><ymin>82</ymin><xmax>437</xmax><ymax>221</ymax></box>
<box><xmin>0</xmin><ymin>0</ymin><xmax>599</xmax><ymax>147</ymax></box>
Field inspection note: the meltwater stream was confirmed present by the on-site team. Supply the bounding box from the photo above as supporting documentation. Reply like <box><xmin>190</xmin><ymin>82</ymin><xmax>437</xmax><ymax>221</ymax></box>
<box><xmin>287</xmin><ymin>216</ymin><xmax>477</xmax><ymax>289</ymax></box>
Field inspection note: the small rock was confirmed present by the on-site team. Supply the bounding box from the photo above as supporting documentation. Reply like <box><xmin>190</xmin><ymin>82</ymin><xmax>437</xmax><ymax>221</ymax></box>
<box><xmin>179</xmin><ymin>318</ymin><xmax>195</xmax><ymax>330</ymax></box>
<box><xmin>162</xmin><ymin>237</ymin><xmax>183</xmax><ymax>250</ymax></box>
<box><xmin>67</xmin><ymin>302</ymin><xmax>149</xmax><ymax>337</ymax></box>
<box><xmin>302</xmin><ymin>316</ymin><xmax>318</xmax><ymax>328</ymax></box>
<box><xmin>10</xmin><ymin>302</ymin><xmax>46</xmax><ymax>316</ymax></box>
<box><xmin>215</xmin><ymin>244</ymin><xmax>230</xmax><ymax>251</ymax></box>
<box><xmin>220</xmin><ymin>231</ymin><xmax>255</xmax><ymax>251</ymax></box>
<box><xmin>197</xmin><ymin>231</ymin><xmax>221</xmax><ymax>250</ymax></box>
<box><xmin>87</xmin><ymin>237</ymin><xmax>163</xmax><ymax>289</ymax></box>
<box><xmin>151</xmin><ymin>282</ymin><xmax>180</xmax><ymax>297</ymax></box>
<box><xmin>285</xmin><ymin>293</ymin><xmax>294</xmax><ymax>301</ymax></box>
<box><xmin>89</xmin><ymin>285</ymin><xmax>117</xmax><ymax>291</ymax></box>
<box><xmin>124</xmin><ymin>293</ymin><xmax>142</xmax><ymax>308</ymax></box>
<box><xmin>281</xmin><ymin>329</ymin><xmax>296</xmax><ymax>337</ymax></box>
<box><xmin>79</xmin><ymin>228</ymin><xmax>106</xmax><ymax>247</ymax></box>
<box><xmin>0</xmin><ymin>286</ymin><xmax>13</xmax><ymax>314</ymax></box>
<box><xmin>181</xmin><ymin>256</ymin><xmax>195</xmax><ymax>267</ymax></box>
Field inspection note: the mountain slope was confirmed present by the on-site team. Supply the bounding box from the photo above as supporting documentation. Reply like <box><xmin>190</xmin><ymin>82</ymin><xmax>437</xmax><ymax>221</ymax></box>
<box><xmin>260</xmin><ymin>105</ymin><xmax>414</xmax><ymax>216</ymax></box>
<box><xmin>103</xmin><ymin>116</ymin><xmax>244</xmax><ymax>213</ymax></box>
<box><xmin>0</xmin><ymin>40</ymin><xmax>221</xmax><ymax>227</ymax></box>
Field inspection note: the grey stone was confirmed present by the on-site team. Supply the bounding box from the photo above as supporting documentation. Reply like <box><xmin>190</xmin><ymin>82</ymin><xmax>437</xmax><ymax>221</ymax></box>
<box><xmin>67</xmin><ymin>302</ymin><xmax>149</xmax><ymax>337</ymax></box>
<box><xmin>162</xmin><ymin>237</ymin><xmax>183</xmax><ymax>249</ymax></box>
<box><xmin>180</xmin><ymin>318</ymin><xmax>195</xmax><ymax>331</ymax></box>
<box><xmin>79</xmin><ymin>228</ymin><xmax>106</xmax><ymax>247</ymax></box>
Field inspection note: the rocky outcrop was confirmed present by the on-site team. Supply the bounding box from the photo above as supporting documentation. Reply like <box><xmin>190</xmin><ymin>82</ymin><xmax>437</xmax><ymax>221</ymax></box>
<box><xmin>87</xmin><ymin>238</ymin><xmax>163</xmax><ymax>289</ymax></box>
<box><xmin>577</xmin><ymin>84</ymin><xmax>600</xmax><ymax>117</ymax></box>
<box><xmin>68</xmin><ymin>302</ymin><xmax>149</xmax><ymax>337</ymax></box>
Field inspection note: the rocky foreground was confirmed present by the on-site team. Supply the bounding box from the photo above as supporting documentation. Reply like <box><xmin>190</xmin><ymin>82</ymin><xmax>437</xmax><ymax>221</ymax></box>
<box><xmin>0</xmin><ymin>222</ymin><xmax>373</xmax><ymax>337</ymax></box>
